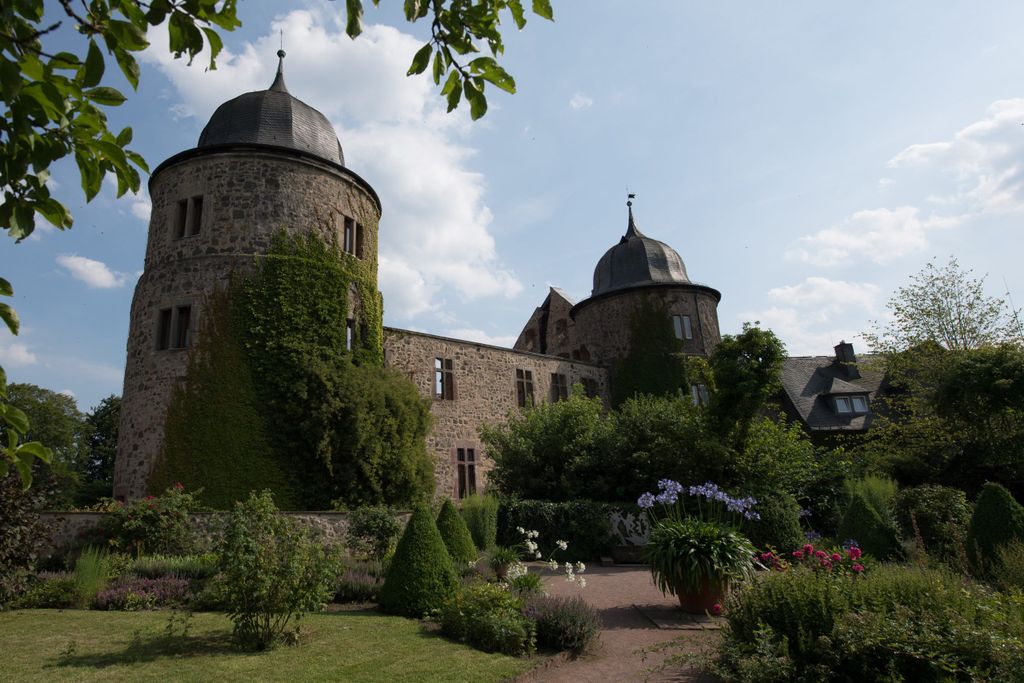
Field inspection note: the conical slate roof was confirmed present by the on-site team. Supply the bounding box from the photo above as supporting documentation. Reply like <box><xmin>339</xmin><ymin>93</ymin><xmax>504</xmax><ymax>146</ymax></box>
<box><xmin>591</xmin><ymin>207</ymin><xmax>690</xmax><ymax>296</ymax></box>
<box><xmin>197</xmin><ymin>50</ymin><xmax>344</xmax><ymax>166</ymax></box>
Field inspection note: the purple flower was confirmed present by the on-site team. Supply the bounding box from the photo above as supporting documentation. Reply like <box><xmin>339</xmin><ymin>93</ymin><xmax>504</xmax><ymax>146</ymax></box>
<box><xmin>637</xmin><ymin>492</ymin><xmax>656</xmax><ymax>509</ymax></box>
<box><xmin>798</xmin><ymin>508</ymin><xmax>813</xmax><ymax>518</ymax></box>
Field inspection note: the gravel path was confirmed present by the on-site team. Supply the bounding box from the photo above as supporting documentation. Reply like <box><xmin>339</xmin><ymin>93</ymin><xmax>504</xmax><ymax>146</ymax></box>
<box><xmin>518</xmin><ymin>565</ymin><xmax>719</xmax><ymax>683</ymax></box>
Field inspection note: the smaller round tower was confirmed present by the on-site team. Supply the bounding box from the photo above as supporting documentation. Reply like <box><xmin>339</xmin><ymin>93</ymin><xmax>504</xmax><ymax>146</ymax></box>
<box><xmin>114</xmin><ymin>52</ymin><xmax>381</xmax><ymax>500</ymax></box>
<box><xmin>570</xmin><ymin>204</ymin><xmax>722</xmax><ymax>366</ymax></box>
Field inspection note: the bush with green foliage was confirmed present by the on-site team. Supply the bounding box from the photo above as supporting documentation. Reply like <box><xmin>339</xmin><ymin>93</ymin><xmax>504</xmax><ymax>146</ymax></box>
<box><xmin>379</xmin><ymin>505</ymin><xmax>457</xmax><ymax>618</ymax></box>
<box><xmin>345</xmin><ymin>505</ymin><xmax>402</xmax><ymax>561</ymax></box>
<box><xmin>438</xmin><ymin>581</ymin><xmax>535</xmax><ymax>656</ymax></box>
<box><xmin>219</xmin><ymin>490</ymin><xmax>336</xmax><ymax>650</ymax></box>
<box><xmin>844</xmin><ymin>475</ymin><xmax>898</xmax><ymax>525</ymax></box>
<box><xmin>73</xmin><ymin>547</ymin><xmax>109</xmax><ymax>608</ymax></box>
<box><xmin>744</xmin><ymin>492</ymin><xmax>803</xmax><ymax>552</ymax></box>
<box><xmin>894</xmin><ymin>484</ymin><xmax>971</xmax><ymax>564</ymax></box>
<box><xmin>710</xmin><ymin>565</ymin><xmax>1024</xmax><ymax>682</ymax></box>
<box><xmin>524</xmin><ymin>594</ymin><xmax>601</xmax><ymax>656</ymax></box>
<box><xmin>497</xmin><ymin>499</ymin><xmax>614</xmax><ymax>561</ymax></box>
<box><xmin>436</xmin><ymin>499</ymin><xmax>478</xmax><ymax>566</ymax></box>
<box><xmin>507</xmin><ymin>571</ymin><xmax>544</xmax><ymax>597</ymax></box>
<box><xmin>993</xmin><ymin>540</ymin><xmax>1024</xmax><ymax>592</ymax></box>
<box><xmin>836</xmin><ymin>492</ymin><xmax>901</xmax><ymax>561</ymax></box>
<box><xmin>15</xmin><ymin>572</ymin><xmax>76</xmax><ymax>608</ymax></box>
<box><xmin>100</xmin><ymin>484</ymin><xmax>203</xmax><ymax>556</ymax></box>
<box><xmin>131</xmin><ymin>553</ymin><xmax>219</xmax><ymax>580</ymax></box>
<box><xmin>0</xmin><ymin>471</ymin><xmax>49</xmax><ymax>605</ymax></box>
<box><xmin>967</xmin><ymin>482</ymin><xmax>1024</xmax><ymax>574</ymax></box>
<box><xmin>460</xmin><ymin>494</ymin><xmax>499</xmax><ymax>551</ymax></box>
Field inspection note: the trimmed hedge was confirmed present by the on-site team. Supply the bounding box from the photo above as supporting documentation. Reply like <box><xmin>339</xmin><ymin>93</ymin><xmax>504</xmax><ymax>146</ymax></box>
<box><xmin>460</xmin><ymin>494</ymin><xmax>499</xmax><ymax>551</ymax></box>
<box><xmin>436</xmin><ymin>499</ymin><xmax>477</xmax><ymax>565</ymax></box>
<box><xmin>497</xmin><ymin>499</ymin><xmax>616</xmax><ymax>561</ymax></box>
<box><xmin>745</xmin><ymin>492</ymin><xmax>804</xmax><ymax>552</ymax></box>
<box><xmin>894</xmin><ymin>484</ymin><xmax>971</xmax><ymax>564</ymax></box>
<box><xmin>379</xmin><ymin>506</ymin><xmax>457</xmax><ymax>617</ymax></box>
<box><xmin>837</xmin><ymin>492</ymin><xmax>901</xmax><ymax>560</ymax></box>
<box><xmin>967</xmin><ymin>482</ymin><xmax>1024</xmax><ymax>574</ymax></box>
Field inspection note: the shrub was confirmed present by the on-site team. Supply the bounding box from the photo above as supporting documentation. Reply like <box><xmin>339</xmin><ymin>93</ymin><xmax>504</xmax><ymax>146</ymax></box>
<box><xmin>100</xmin><ymin>483</ymin><xmax>203</xmax><ymax>556</ymax></box>
<box><xmin>334</xmin><ymin>560</ymin><xmax>385</xmax><ymax>603</ymax></box>
<box><xmin>188</xmin><ymin>573</ymin><xmax>228</xmax><ymax>612</ymax></box>
<box><xmin>460</xmin><ymin>494</ymin><xmax>498</xmax><ymax>551</ymax></box>
<box><xmin>525</xmin><ymin>594</ymin><xmax>601</xmax><ymax>656</ymax></box>
<box><xmin>497</xmin><ymin>499</ymin><xmax>614</xmax><ymax>561</ymax></box>
<box><xmin>836</xmin><ymin>492</ymin><xmax>901</xmax><ymax>560</ymax></box>
<box><xmin>379</xmin><ymin>505</ymin><xmax>457</xmax><ymax>618</ymax></box>
<box><xmin>131</xmin><ymin>553</ymin><xmax>219</xmax><ymax>580</ymax></box>
<box><xmin>16</xmin><ymin>573</ymin><xmax>76</xmax><ymax>608</ymax></box>
<box><xmin>744</xmin><ymin>492</ymin><xmax>803</xmax><ymax>552</ymax></box>
<box><xmin>507</xmin><ymin>571</ymin><xmax>543</xmax><ymax>597</ymax></box>
<box><xmin>967</xmin><ymin>482</ymin><xmax>1024</xmax><ymax>574</ymax></box>
<box><xmin>93</xmin><ymin>577</ymin><xmax>191</xmax><ymax>610</ymax></box>
<box><xmin>0</xmin><ymin>472</ymin><xmax>50</xmax><ymax>605</ymax></box>
<box><xmin>436</xmin><ymin>499</ymin><xmax>478</xmax><ymax>566</ymax></box>
<box><xmin>645</xmin><ymin>518</ymin><xmax>756</xmax><ymax>597</ymax></box>
<box><xmin>438</xmin><ymin>581</ymin><xmax>535</xmax><ymax>656</ymax></box>
<box><xmin>488</xmin><ymin>545</ymin><xmax>520</xmax><ymax>579</ymax></box>
<box><xmin>73</xmin><ymin>547</ymin><xmax>110</xmax><ymax>608</ymax></box>
<box><xmin>844</xmin><ymin>475</ymin><xmax>898</xmax><ymax>524</ymax></box>
<box><xmin>220</xmin><ymin>490</ymin><xmax>336</xmax><ymax>649</ymax></box>
<box><xmin>994</xmin><ymin>540</ymin><xmax>1024</xmax><ymax>591</ymax></box>
<box><xmin>894</xmin><ymin>484</ymin><xmax>971</xmax><ymax>564</ymax></box>
<box><xmin>344</xmin><ymin>505</ymin><xmax>402</xmax><ymax>561</ymax></box>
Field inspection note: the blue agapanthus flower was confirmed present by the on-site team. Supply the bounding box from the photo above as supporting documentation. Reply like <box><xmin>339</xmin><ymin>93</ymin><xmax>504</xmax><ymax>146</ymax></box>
<box><xmin>637</xmin><ymin>492</ymin><xmax>656</xmax><ymax>509</ymax></box>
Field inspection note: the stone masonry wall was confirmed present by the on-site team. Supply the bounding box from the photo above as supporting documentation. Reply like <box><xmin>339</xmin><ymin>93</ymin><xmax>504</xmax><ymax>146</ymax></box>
<box><xmin>572</xmin><ymin>285</ymin><xmax>722</xmax><ymax>366</ymax></box>
<box><xmin>115</xmin><ymin>149</ymin><xmax>379</xmax><ymax>500</ymax></box>
<box><xmin>383</xmin><ymin>327</ymin><xmax>611</xmax><ymax>498</ymax></box>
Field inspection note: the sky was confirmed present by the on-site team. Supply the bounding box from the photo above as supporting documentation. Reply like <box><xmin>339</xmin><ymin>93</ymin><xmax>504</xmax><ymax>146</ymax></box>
<box><xmin>4</xmin><ymin>1</ymin><xmax>1024</xmax><ymax>412</ymax></box>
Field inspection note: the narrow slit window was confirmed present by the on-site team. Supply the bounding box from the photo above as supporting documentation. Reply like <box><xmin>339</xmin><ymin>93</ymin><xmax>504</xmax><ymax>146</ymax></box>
<box><xmin>157</xmin><ymin>308</ymin><xmax>172</xmax><ymax>350</ymax></box>
<box><xmin>346</xmin><ymin>319</ymin><xmax>355</xmax><ymax>351</ymax></box>
<box><xmin>173</xmin><ymin>305</ymin><xmax>191</xmax><ymax>349</ymax></box>
<box><xmin>174</xmin><ymin>200</ymin><xmax>188</xmax><ymax>239</ymax></box>
<box><xmin>188</xmin><ymin>196</ymin><xmax>203</xmax><ymax>236</ymax></box>
<box><xmin>355</xmin><ymin>222</ymin><xmax>364</xmax><ymax>258</ymax></box>
<box><xmin>343</xmin><ymin>217</ymin><xmax>355</xmax><ymax>255</ymax></box>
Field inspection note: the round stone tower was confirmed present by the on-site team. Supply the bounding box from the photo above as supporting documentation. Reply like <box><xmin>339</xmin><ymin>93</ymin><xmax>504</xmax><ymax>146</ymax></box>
<box><xmin>570</xmin><ymin>204</ymin><xmax>721</xmax><ymax>365</ymax></box>
<box><xmin>114</xmin><ymin>52</ymin><xmax>381</xmax><ymax>500</ymax></box>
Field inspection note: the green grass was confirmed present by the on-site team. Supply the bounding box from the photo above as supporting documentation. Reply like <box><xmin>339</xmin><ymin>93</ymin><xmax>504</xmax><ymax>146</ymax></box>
<box><xmin>0</xmin><ymin>609</ymin><xmax>539</xmax><ymax>682</ymax></box>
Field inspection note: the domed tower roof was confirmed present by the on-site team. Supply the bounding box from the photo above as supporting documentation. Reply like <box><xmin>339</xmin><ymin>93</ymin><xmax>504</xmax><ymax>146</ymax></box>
<box><xmin>591</xmin><ymin>205</ymin><xmax>690</xmax><ymax>296</ymax></box>
<box><xmin>197</xmin><ymin>50</ymin><xmax>345</xmax><ymax>166</ymax></box>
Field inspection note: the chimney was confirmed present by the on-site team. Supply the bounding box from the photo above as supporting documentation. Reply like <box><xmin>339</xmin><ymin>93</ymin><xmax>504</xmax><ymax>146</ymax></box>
<box><xmin>833</xmin><ymin>340</ymin><xmax>860</xmax><ymax>379</ymax></box>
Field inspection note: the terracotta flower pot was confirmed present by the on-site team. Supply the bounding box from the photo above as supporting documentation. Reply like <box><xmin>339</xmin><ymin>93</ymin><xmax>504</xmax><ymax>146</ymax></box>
<box><xmin>675</xmin><ymin>577</ymin><xmax>726</xmax><ymax>614</ymax></box>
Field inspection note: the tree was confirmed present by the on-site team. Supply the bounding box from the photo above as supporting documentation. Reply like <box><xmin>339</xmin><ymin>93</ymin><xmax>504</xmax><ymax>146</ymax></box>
<box><xmin>864</xmin><ymin>257</ymin><xmax>1022</xmax><ymax>354</ymax></box>
<box><xmin>0</xmin><ymin>0</ymin><xmax>553</xmax><ymax>486</ymax></box>
<box><xmin>82</xmin><ymin>394</ymin><xmax>120</xmax><ymax>484</ymax></box>
<box><xmin>5</xmin><ymin>383</ymin><xmax>86</xmax><ymax>467</ymax></box>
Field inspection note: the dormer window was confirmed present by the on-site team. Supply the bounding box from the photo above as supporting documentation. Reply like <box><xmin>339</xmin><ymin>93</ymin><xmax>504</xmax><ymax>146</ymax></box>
<box><xmin>834</xmin><ymin>394</ymin><xmax>869</xmax><ymax>415</ymax></box>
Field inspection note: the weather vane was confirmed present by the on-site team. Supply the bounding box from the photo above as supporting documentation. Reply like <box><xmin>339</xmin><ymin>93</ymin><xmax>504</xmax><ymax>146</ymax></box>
<box><xmin>627</xmin><ymin>191</ymin><xmax>636</xmax><ymax>208</ymax></box>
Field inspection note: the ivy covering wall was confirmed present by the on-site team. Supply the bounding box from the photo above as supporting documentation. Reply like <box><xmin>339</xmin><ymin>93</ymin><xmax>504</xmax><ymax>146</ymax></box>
<box><xmin>611</xmin><ymin>294</ymin><xmax>689</xmax><ymax>406</ymax></box>
<box><xmin>154</xmin><ymin>233</ymin><xmax>433</xmax><ymax>509</ymax></box>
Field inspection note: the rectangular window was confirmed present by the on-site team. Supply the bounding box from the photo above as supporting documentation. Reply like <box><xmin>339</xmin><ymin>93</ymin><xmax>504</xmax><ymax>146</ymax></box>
<box><xmin>835</xmin><ymin>396</ymin><xmax>853</xmax><ymax>414</ymax></box>
<box><xmin>580</xmin><ymin>377</ymin><xmax>599</xmax><ymax>398</ymax></box>
<box><xmin>174</xmin><ymin>200</ymin><xmax>188</xmax><ymax>239</ymax></box>
<box><xmin>851</xmin><ymin>395</ymin><xmax>869</xmax><ymax>413</ymax></box>
<box><xmin>156</xmin><ymin>308</ymin><xmax>172</xmax><ymax>350</ymax></box>
<box><xmin>672</xmin><ymin>314</ymin><xmax>693</xmax><ymax>340</ymax></box>
<box><xmin>343</xmin><ymin>216</ymin><xmax>355</xmax><ymax>255</ymax></box>
<box><xmin>456</xmin><ymin>447</ymin><xmax>477</xmax><ymax>499</ymax></box>
<box><xmin>188</xmin><ymin>196</ymin><xmax>203</xmax><ymax>236</ymax></box>
<box><xmin>516</xmin><ymin>368</ymin><xmax>534</xmax><ymax>407</ymax></box>
<box><xmin>355</xmin><ymin>222</ymin><xmax>364</xmax><ymax>258</ymax></box>
<box><xmin>435</xmin><ymin>357</ymin><xmax>454</xmax><ymax>400</ymax></box>
<box><xmin>550</xmin><ymin>373</ymin><xmax>568</xmax><ymax>402</ymax></box>
<box><xmin>173</xmin><ymin>305</ymin><xmax>191</xmax><ymax>349</ymax></box>
<box><xmin>346</xmin><ymin>319</ymin><xmax>355</xmax><ymax>351</ymax></box>
<box><xmin>690</xmin><ymin>383</ymin><xmax>710</xmax><ymax>406</ymax></box>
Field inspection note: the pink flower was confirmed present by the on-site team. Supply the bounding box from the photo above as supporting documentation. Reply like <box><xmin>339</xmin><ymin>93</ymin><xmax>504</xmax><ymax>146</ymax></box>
<box><xmin>830</xmin><ymin>553</ymin><xmax>842</xmax><ymax>562</ymax></box>
<box><xmin>815</xmin><ymin>550</ymin><xmax>827</xmax><ymax>559</ymax></box>
<box><xmin>802</xmin><ymin>544</ymin><xmax>814</xmax><ymax>555</ymax></box>
<box><xmin>852</xmin><ymin>564</ymin><xmax>864</xmax><ymax>573</ymax></box>
<box><xmin>792</xmin><ymin>551</ymin><xmax>804</xmax><ymax>559</ymax></box>
<box><xmin>820</xmin><ymin>559</ymin><xmax>832</xmax><ymax>569</ymax></box>
<box><xmin>848</xmin><ymin>547</ymin><xmax>863</xmax><ymax>560</ymax></box>
<box><xmin>710</xmin><ymin>603</ymin><xmax>723</xmax><ymax>616</ymax></box>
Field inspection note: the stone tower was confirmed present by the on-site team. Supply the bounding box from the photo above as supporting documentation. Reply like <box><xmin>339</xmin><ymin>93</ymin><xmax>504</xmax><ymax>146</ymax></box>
<box><xmin>113</xmin><ymin>52</ymin><xmax>381</xmax><ymax>500</ymax></box>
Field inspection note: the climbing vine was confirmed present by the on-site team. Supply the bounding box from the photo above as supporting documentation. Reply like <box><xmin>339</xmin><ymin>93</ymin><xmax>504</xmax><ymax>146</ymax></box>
<box><xmin>612</xmin><ymin>294</ymin><xmax>690</xmax><ymax>406</ymax></box>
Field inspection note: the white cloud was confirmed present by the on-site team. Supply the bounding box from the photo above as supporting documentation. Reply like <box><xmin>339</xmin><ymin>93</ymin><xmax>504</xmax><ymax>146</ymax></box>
<box><xmin>143</xmin><ymin>9</ymin><xmax>522</xmax><ymax>321</ymax></box>
<box><xmin>768</xmin><ymin>277</ymin><xmax>880</xmax><ymax>315</ymax></box>
<box><xmin>888</xmin><ymin>98</ymin><xmax>1024</xmax><ymax>214</ymax></box>
<box><xmin>786</xmin><ymin>206</ymin><xmax>961</xmax><ymax>266</ymax></box>
<box><xmin>737</xmin><ymin>306</ymin><xmax>865</xmax><ymax>358</ymax></box>
<box><xmin>56</xmin><ymin>254</ymin><xmax>127</xmax><ymax>289</ymax></box>
<box><xmin>569</xmin><ymin>92</ymin><xmax>593</xmax><ymax>110</ymax></box>
<box><xmin>0</xmin><ymin>339</ymin><xmax>37</xmax><ymax>366</ymax></box>
<box><xmin>130</xmin><ymin>197</ymin><xmax>152</xmax><ymax>221</ymax></box>
<box><xmin>445</xmin><ymin>328</ymin><xmax>517</xmax><ymax>348</ymax></box>
<box><xmin>58</xmin><ymin>389</ymin><xmax>76</xmax><ymax>399</ymax></box>
<box><xmin>105</xmin><ymin>173</ymin><xmax>152</xmax><ymax>222</ymax></box>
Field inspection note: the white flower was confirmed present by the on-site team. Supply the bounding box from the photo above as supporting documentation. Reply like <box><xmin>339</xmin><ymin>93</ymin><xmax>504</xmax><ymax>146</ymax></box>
<box><xmin>556</xmin><ymin>540</ymin><xmax>568</xmax><ymax>551</ymax></box>
<box><xmin>506</xmin><ymin>562</ymin><xmax>527</xmax><ymax>580</ymax></box>
<box><xmin>528</xmin><ymin>530</ymin><xmax>539</xmax><ymax>539</ymax></box>
<box><xmin>578</xmin><ymin>577</ymin><xmax>587</xmax><ymax>588</ymax></box>
<box><xmin>575</xmin><ymin>561</ymin><xmax>586</xmax><ymax>573</ymax></box>
<box><xmin>564</xmin><ymin>561</ymin><xmax>572</xmax><ymax>571</ymax></box>
<box><xmin>548</xmin><ymin>559</ymin><xmax>558</xmax><ymax>571</ymax></box>
<box><xmin>535</xmin><ymin>551</ymin><xmax>542</xmax><ymax>559</ymax></box>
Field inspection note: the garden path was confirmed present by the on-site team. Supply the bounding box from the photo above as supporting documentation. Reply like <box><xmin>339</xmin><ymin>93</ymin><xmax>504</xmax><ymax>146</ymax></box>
<box><xmin>518</xmin><ymin>564</ymin><xmax>719</xmax><ymax>683</ymax></box>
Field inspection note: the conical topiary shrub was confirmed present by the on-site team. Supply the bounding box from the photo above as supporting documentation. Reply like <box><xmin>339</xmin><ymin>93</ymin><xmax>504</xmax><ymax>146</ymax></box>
<box><xmin>436</xmin><ymin>498</ymin><xmax>478</xmax><ymax>566</ymax></box>
<box><xmin>967</xmin><ymin>482</ymin><xmax>1024</xmax><ymax>574</ymax></box>
<box><xmin>379</xmin><ymin>505</ymin><xmax>457</xmax><ymax>617</ymax></box>
<box><xmin>836</xmin><ymin>491</ymin><xmax>901</xmax><ymax>560</ymax></box>
<box><xmin>745</xmin><ymin>492</ymin><xmax>804</xmax><ymax>552</ymax></box>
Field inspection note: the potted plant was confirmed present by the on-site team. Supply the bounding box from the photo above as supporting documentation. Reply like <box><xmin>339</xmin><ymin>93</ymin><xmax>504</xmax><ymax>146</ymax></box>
<box><xmin>638</xmin><ymin>480</ymin><xmax>759</xmax><ymax>614</ymax></box>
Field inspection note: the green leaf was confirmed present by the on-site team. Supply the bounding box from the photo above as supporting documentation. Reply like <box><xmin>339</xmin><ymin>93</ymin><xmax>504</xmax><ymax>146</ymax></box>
<box><xmin>82</xmin><ymin>39</ymin><xmax>105</xmax><ymax>88</ymax></box>
<box><xmin>13</xmin><ymin>457</ymin><xmax>32</xmax><ymax>490</ymax></box>
<box><xmin>202</xmin><ymin>27</ymin><xmax>224</xmax><ymax>68</ymax></box>
<box><xmin>125</xmin><ymin>150</ymin><xmax>150</xmax><ymax>173</ymax></box>
<box><xmin>441</xmin><ymin>71</ymin><xmax>462</xmax><ymax>113</ymax></box>
<box><xmin>464</xmin><ymin>78</ymin><xmax>487</xmax><ymax>120</ymax></box>
<box><xmin>0</xmin><ymin>60</ymin><xmax>22</xmax><ymax>100</ymax></box>
<box><xmin>50</xmin><ymin>52</ymin><xmax>80</xmax><ymax>70</ymax></box>
<box><xmin>470</xmin><ymin>57</ymin><xmax>516</xmax><ymax>94</ymax></box>
<box><xmin>0</xmin><ymin>303</ymin><xmax>18</xmax><ymax>335</ymax></box>
<box><xmin>85</xmin><ymin>87</ymin><xmax>127</xmax><ymax>106</ymax></box>
<box><xmin>346</xmin><ymin>0</ymin><xmax>364</xmax><ymax>38</ymax></box>
<box><xmin>10</xmin><ymin>204</ymin><xmax>35</xmax><ymax>241</ymax></box>
<box><xmin>116</xmin><ymin>126</ymin><xmax>133</xmax><ymax>146</ymax></box>
<box><xmin>107</xmin><ymin>20</ymin><xmax>150</xmax><ymax>51</ymax></box>
<box><xmin>432</xmin><ymin>50</ymin><xmax>444</xmax><ymax>85</ymax></box>
<box><xmin>532</xmin><ymin>0</ymin><xmax>554</xmax><ymax>21</ymax></box>
<box><xmin>3</xmin><ymin>405</ymin><xmax>29</xmax><ymax>434</ymax></box>
<box><xmin>0</xmin><ymin>277</ymin><xmax>12</xmax><ymax>296</ymax></box>
<box><xmin>407</xmin><ymin>43</ymin><xmax>432</xmax><ymax>76</ymax></box>
<box><xmin>17</xmin><ymin>441</ymin><xmax>53</xmax><ymax>464</ymax></box>
<box><xmin>115</xmin><ymin>50</ymin><xmax>141</xmax><ymax>90</ymax></box>
<box><xmin>508</xmin><ymin>0</ymin><xmax>527</xmax><ymax>29</ymax></box>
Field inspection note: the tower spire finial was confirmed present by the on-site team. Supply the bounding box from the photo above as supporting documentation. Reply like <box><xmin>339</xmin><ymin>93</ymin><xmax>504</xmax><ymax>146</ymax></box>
<box><xmin>625</xmin><ymin>192</ymin><xmax>640</xmax><ymax>237</ymax></box>
<box><xmin>270</xmin><ymin>43</ymin><xmax>289</xmax><ymax>93</ymax></box>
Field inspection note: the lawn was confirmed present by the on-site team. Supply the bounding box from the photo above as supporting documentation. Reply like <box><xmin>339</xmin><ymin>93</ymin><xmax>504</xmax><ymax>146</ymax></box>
<box><xmin>0</xmin><ymin>609</ymin><xmax>538</xmax><ymax>682</ymax></box>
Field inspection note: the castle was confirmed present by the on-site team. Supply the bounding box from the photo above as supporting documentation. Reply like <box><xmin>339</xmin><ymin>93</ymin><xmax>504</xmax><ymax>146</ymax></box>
<box><xmin>113</xmin><ymin>54</ymin><xmax>878</xmax><ymax>503</ymax></box>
